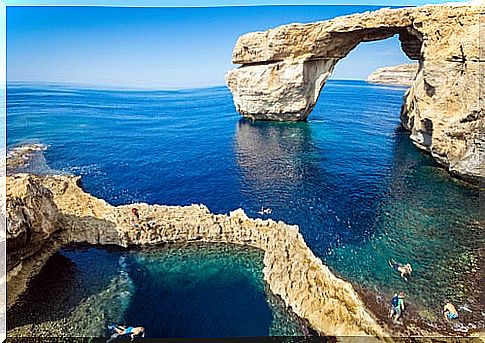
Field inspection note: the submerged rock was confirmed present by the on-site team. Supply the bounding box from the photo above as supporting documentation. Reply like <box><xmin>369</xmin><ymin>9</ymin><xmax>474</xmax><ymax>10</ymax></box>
<box><xmin>225</xmin><ymin>4</ymin><xmax>484</xmax><ymax>183</ymax></box>
<box><xmin>367</xmin><ymin>64</ymin><xmax>419</xmax><ymax>86</ymax></box>
<box><xmin>6</xmin><ymin>173</ymin><xmax>390</xmax><ymax>338</ymax></box>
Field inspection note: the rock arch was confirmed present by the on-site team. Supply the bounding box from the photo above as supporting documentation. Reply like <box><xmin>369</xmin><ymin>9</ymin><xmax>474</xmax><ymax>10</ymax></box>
<box><xmin>6</xmin><ymin>173</ymin><xmax>390</xmax><ymax>338</ymax></box>
<box><xmin>226</xmin><ymin>5</ymin><xmax>483</xmax><ymax>182</ymax></box>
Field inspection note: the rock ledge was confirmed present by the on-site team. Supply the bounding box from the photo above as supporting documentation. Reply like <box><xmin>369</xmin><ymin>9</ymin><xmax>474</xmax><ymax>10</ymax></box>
<box><xmin>6</xmin><ymin>173</ymin><xmax>389</xmax><ymax>338</ymax></box>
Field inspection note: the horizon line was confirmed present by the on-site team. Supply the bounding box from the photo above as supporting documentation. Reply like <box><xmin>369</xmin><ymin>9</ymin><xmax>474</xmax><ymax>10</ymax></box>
<box><xmin>7</xmin><ymin>78</ymin><xmax>372</xmax><ymax>91</ymax></box>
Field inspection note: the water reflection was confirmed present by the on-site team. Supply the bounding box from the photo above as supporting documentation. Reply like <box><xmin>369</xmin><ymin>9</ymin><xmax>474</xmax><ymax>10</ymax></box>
<box><xmin>234</xmin><ymin>118</ymin><xmax>343</xmax><ymax>251</ymax></box>
<box><xmin>234</xmin><ymin>118</ymin><xmax>382</xmax><ymax>254</ymax></box>
<box><xmin>234</xmin><ymin>114</ymin><xmax>482</xmax><ymax>329</ymax></box>
<box><xmin>235</xmin><ymin>118</ymin><xmax>322</xmax><ymax>194</ymax></box>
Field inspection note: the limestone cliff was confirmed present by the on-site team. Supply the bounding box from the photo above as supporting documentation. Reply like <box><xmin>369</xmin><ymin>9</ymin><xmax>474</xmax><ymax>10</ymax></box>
<box><xmin>225</xmin><ymin>4</ymin><xmax>484</xmax><ymax>182</ymax></box>
<box><xmin>6</xmin><ymin>175</ymin><xmax>60</xmax><ymax>273</ymax></box>
<box><xmin>367</xmin><ymin>63</ymin><xmax>419</xmax><ymax>86</ymax></box>
<box><xmin>6</xmin><ymin>173</ymin><xmax>390</xmax><ymax>338</ymax></box>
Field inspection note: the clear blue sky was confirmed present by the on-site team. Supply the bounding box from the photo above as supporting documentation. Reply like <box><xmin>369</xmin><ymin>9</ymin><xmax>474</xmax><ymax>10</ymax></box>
<box><xmin>5</xmin><ymin>3</ymin><xmax>458</xmax><ymax>88</ymax></box>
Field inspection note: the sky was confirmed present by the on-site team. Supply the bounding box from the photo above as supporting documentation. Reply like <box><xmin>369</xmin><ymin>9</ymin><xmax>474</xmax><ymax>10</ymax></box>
<box><xmin>5</xmin><ymin>2</ymin><xmax>462</xmax><ymax>89</ymax></box>
<box><xmin>3</xmin><ymin>0</ymin><xmax>471</xmax><ymax>5</ymax></box>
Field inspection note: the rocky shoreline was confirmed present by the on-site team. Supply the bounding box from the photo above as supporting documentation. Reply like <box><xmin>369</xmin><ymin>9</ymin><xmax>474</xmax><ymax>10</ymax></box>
<box><xmin>367</xmin><ymin>64</ymin><xmax>419</xmax><ymax>87</ymax></box>
<box><xmin>2</xmin><ymin>145</ymin><xmax>479</xmax><ymax>338</ymax></box>
<box><xmin>7</xmin><ymin>171</ymin><xmax>484</xmax><ymax>340</ymax></box>
<box><xmin>7</xmin><ymin>172</ymin><xmax>390</xmax><ymax>338</ymax></box>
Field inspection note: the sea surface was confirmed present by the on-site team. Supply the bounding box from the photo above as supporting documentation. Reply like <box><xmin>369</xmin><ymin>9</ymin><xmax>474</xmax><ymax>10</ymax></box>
<box><xmin>6</xmin><ymin>81</ymin><xmax>482</xmax><ymax>336</ymax></box>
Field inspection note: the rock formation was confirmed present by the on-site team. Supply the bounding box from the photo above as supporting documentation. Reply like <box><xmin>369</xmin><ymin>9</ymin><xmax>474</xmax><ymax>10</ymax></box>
<box><xmin>367</xmin><ymin>63</ymin><xmax>419</xmax><ymax>86</ymax></box>
<box><xmin>225</xmin><ymin>4</ymin><xmax>484</xmax><ymax>183</ymax></box>
<box><xmin>6</xmin><ymin>173</ymin><xmax>390</xmax><ymax>338</ymax></box>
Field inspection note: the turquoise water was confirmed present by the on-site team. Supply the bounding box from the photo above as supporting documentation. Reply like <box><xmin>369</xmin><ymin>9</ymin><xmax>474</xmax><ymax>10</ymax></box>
<box><xmin>7</xmin><ymin>80</ymin><xmax>482</xmax><ymax>334</ymax></box>
<box><xmin>8</xmin><ymin>244</ymin><xmax>308</xmax><ymax>337</ymax></box>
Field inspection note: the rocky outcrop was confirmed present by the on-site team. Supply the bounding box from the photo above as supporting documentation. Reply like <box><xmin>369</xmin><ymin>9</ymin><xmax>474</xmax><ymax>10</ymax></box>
<box><xmin>6</xmin><ymin>173</ymin><xmax>389</xmax><ymax>338</ymax></box>
<box><xmin>6</xmin><ymin>175</ymin><xmax>60</xmax><ymax>272</ymax></box>
<box><xmin>367</xmin><ymin>63</ymin><xmax>419</xmax><ymax>86</ymax></box>
<box><xmin>225</xmin><ymin>4</ymin><xmax>484</xmax><ymax>182</ymax></box>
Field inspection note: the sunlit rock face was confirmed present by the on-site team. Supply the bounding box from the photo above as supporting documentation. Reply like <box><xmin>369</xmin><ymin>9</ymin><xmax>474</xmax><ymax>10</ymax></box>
<box><xmin>6</xmin><ymin>173</ymin><xmax>389</xmax><ymax>338</ymax></box>
<box><xmin>6</xmin><ymin>175</ymin><xmax>60</xmax><ymax>270</ymax></box>
<box><xmin>225</xmin><ymin>7</ymin><xmax>421</xmax><ymax>121</ymax></box>
<box><xmin>226</xmin><ymin>5</ymin><xmax>484</xmax><ymax>182</ymax></box>
<box><xmin>367</xmin><ymin>63</ymin><xmax>419</xmax><ymax>86</ymax></box>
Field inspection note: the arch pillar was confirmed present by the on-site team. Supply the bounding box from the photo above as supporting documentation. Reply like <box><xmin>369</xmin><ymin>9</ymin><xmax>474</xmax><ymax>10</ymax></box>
<box><xmin>225</xmin><ymin>5</ymin><xmax>484</xmax><ymax>182</ymax></box>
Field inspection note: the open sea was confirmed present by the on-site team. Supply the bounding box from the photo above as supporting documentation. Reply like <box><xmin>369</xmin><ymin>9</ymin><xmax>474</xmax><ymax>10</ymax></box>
<box><xmin>6</xmin><ymin>80</ymin><xmax>482</xmax><ymax>337</ymax></box>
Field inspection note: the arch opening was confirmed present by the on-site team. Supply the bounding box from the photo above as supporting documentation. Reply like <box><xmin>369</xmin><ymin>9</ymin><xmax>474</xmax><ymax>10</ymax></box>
<box><xmin>226</xmin><ymin>4</ymin><xmax>482</xmax><ymax>182</ymax></box>
<box><xmin>330</xmin><ymin>33</ymin><xmax>418</xmax><ymax>82</ymax></box>
<box><xmin>226</xmin><ymin>25</ymin><xmax>423</xmax><ymax>122</ymax></box>
<box><xmin>303</xmin><ymin>29</ymin><xmax>423</xmax><ymax>121</ymax></box>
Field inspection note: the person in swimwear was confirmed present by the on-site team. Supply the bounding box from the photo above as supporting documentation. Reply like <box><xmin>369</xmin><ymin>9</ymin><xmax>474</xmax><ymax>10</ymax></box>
<box><xmin>443</xmin><ymin>301</ymin><xmax>458</xmax><ymax>321</ymax></box>
<box><xmin>389</xmin><ymin>259</ymin><xmax>413</xmax><ymax>281</ymax></box>
<box><xmin>112</xmin><ymin>324</ymin><xmax>145</xmax><ymax>340</ymax></box>
<box><xmin>130</xmin><ymin>208</ymin><xmax>140</xmax><ymax>228</ymax></box>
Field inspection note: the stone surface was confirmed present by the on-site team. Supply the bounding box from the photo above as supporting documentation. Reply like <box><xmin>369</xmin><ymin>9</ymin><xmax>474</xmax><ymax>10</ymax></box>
<box><xmin>225</xmin><ymin>4</ymin><xmax>484</xmax><ymax>182</ymax></box>
<box><xmin>367</xmin><ymin>63</ymin><xmax>419</xmax><ymax>86</ymax></box>
<box><xmin>6</xmin><ymin>175</ymin><xmax>60</xmax><ymax>272</ymax></box>
<box><xmin>6</xmin><ymin>173</ymin><xmax>390</xmax><ymax>338</ymax></box>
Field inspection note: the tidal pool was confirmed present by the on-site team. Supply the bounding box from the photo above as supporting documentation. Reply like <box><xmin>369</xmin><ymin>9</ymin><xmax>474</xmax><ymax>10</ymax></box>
<box><xmin>7</xmin><ymin>243</ymin><xmax>310</xmax><ymax>338</ymax></box>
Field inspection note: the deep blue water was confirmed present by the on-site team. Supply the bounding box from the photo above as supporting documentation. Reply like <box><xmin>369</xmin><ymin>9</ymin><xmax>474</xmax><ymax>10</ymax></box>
<box><xmin>8</xmin><ymin>244</ymin><xmax>307</xmax><ymax>337</ymax></box>
<box><xmin>7</xmin><ymin>80</ymin><xmax>482</xmax><ymax>334</ymax></box>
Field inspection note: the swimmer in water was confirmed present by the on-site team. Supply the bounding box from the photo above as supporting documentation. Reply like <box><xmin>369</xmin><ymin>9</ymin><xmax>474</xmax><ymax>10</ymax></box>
<box><xmin>389</xmin><ymin>259</ymin><xmax>413</xmax><ymax>281</ymax></box>
<box><xmin>108</xmin><ymin>324</ymin><xmax>145</xmax><ymax>341</ymax></box>
<box><xmin>258</xmin><ymin>207</ymin><xmax>272</xmax><ymax>215</ymax></box>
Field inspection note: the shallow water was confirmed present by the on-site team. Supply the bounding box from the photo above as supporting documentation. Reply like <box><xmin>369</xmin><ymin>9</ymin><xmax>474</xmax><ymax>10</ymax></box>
<box><xmin>7</xmin><ymin>80</ymin><xmax>483</xmax><ymax>333</ymax></box>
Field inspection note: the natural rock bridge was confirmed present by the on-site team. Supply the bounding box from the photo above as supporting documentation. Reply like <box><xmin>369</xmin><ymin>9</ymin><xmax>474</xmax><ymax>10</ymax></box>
<box><xmin>6</xmin><ymin>173</ymin><xmax>390</xmax><ymax>338</ymax></box>
<box><xmin>226</xmin><ymin>4</ymin><xmax>484</xmax><ymax>182</ymax></box>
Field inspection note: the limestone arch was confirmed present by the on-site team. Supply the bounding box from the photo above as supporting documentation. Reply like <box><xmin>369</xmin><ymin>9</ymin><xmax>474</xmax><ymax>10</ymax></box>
<box><xmin>226</xmin><ymin>24</ymin><xmax>423</xmax><ymax>121</ymax></box>
<box><xmin>225</xmin><ymin>5</ymin><xmax>483</xmax><ymax>181</ymax></box>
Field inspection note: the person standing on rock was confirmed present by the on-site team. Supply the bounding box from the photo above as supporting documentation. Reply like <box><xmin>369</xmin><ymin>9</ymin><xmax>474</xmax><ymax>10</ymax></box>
<box><xmin>389</xmin><ymin>291</ymin><xmax>405</xmax><ymax>323</ymax></box>
<box><xmin>130</xmin><ymin>207</ymin><xmax>140</xmax><ymax>228</ymax></box>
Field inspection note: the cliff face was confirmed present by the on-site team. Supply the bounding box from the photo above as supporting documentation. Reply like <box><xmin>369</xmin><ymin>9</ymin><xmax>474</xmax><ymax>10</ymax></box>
<box><xmin>6</xmin><ymin>173</ymin><xmax>389</xmax><ymax>338</ymax></box>
<box><xmin>367</xmin><ymin>63</ymin><xmax>419</xmax><ymax>86</ymax></box>
<box><xmin>225</xmin><ymin>4</ymin><xmax>484</xmax><ymax>182</ymax></box>
<box><xmin>6</xmin><ymin>175</ymin><xmax>60</xmax><ymax>272</ymax></box>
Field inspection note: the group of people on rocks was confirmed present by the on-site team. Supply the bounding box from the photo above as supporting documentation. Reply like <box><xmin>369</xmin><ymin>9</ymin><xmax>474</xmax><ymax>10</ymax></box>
<box><xmin>387</xmin><ymin>259</ymin><xmax>460</xmax><ymax>327</ymax></box>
